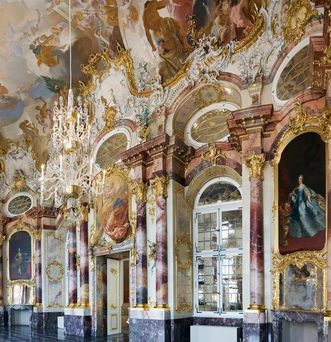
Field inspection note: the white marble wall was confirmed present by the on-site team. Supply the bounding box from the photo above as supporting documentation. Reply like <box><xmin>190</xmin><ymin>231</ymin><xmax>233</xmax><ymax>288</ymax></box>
<box><xmin>44</xmin><ymin>230</ymin><xmax>65</xmax><ymax>310</ymax></box>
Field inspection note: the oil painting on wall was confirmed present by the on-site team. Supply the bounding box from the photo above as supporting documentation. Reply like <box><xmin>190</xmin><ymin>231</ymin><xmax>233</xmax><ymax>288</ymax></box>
<box><xmin>9</xmin><ymin>230</ymin><xmax>32</xmax><ymax>281</ymax></box>
<box><xmin>278</xmin><ymin>132</ymin><xmax>326</xmax><ymax>254</ymax></box>
<box><xmin>95</xmin><ymin>171</ymin><xmax>130</xmax><ymax>244</ymax></box>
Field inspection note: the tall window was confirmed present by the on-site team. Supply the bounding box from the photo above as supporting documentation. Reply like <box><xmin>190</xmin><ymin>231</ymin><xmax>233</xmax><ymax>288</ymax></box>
<box><xmin>194</xmin><ymin>178</ymin><xmax>243</xmax><ymax>315</ymax></box>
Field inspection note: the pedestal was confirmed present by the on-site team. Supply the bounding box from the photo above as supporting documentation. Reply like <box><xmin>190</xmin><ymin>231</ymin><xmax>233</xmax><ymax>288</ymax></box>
<box><xmin>64</xmin><ymin>307</ymin><xmax>92</xmax><ymax>337</ymax></box>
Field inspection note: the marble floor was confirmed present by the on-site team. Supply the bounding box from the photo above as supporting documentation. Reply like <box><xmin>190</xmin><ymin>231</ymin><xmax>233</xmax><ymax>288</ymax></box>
<box><xmin>0</xmin><ymin>326</ymin><xmax>129</xmax><ymax>341</ymax></box>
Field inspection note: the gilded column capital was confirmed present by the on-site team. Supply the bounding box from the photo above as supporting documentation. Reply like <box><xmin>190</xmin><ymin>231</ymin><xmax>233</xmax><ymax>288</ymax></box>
<box><xmin>131</xmin><ymin>182</ymin><xmax>148</xmax><ymax>203</ymax></box>
<box><xmin>151</xmin><ymin>176</ymin><xmax>168</xmax><ymax>198</ymax></box>
<box><xmin>80</xmin><ymin>204</ymin><xmax>89</xmax><ymax>222</ymax></box>
<box><xmin>245</xmin><ymin>152</ymin><xmax>265</xmax><ymax>180</ymax></box>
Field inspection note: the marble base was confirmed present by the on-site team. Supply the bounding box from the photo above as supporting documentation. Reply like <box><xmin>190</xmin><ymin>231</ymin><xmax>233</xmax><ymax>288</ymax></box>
<box><xmin>64</xmin><ymin>314</ymin><xmax>92</xmax><ymax>337</ymax></box>
<box><xmin>243</xmin><ymin>323</ymin><xmax>267</xmax><ymax>342</ymax></box>
<box><xmin>130</xmin><ymin>317</ymin><xmax>193</xmax><ymax>342</ymax></box>
<box><xmin>129</xmin><ymin>316</ymin><xmax>243</xmax><ymax>342</ymax></box>
<box><xmin>31</xmin><ymin>312</ymin><xmax>63</xmax><ymax>331</ymax></box>
<box><xmin>271</xmin><ymin>310</ymin><xmax>325</xmax><ymax>342</ymax></box>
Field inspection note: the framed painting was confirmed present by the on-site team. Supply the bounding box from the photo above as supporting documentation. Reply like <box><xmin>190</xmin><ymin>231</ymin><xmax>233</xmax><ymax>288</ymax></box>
<box><xmin>9</xmin><ymin>230</ymin><xmax>32</xmax><ymax>281</ymax></box>
<box><xmin>95</xmin><ymin>166</ymin><xmax>132</xmax><ymax>245</ymax></box>
<box><xmin>278</xmin><ymin>132</ymin><xmax>326</xmax><ymax>254</ymax></box>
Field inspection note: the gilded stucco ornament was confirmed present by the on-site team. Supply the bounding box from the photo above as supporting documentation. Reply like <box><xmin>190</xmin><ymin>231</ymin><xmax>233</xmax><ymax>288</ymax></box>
<box><xmin>274</xmin><ymin>102</ymin><xmax>331</xmax><ymax>163</ymax></box>
<box><xmin>46</xmin><ymin>260</ymin><xmax>64</xmax><ymax>282</ymax></box>
<box><xmin>148</xmin><ymin>241</ymin><xmax>156</xmax><ymax>266</ymax></box>
<box><xmin>131</xmin><ymin>183</ymin><xmax>148</xmax><ymax>203</ymax></box>
<box><xmin>234</xmin><ymin>0</ymin><xmax>284</xmax><ymax>84</ymax></box>
<box><xmin>175</xmin><ymin>235</ymin><xmax>192</xmax><ymax>271</ymax></box>
<box><xmin>245</xmin><ymin>153</ymin><xmax>265</xmax><ymax>179</ymax></box>
<box><xmin>101</xmin><ymin>96</ymin><xmax>117</xmax><ymax>132</ymax></box>
<box><xmin>283</xmin><ymin>0</ymin><xmax>319</xmax><ymax>43</ymax></box>
<box><xmin>151</xmin><ymin>176</ymin><xmax>168</xmax><ymax>199</ymax></box>
<box><xmin>80</xmin><ymin>204</ymin><xmax>89</xmax><ymax>222</ymax></box>
<box><xmin>202</xmin><ymin>144</ymin><xmax>225</xmax><ymax>166</ymax></box>
<box><xmin>272</xmin><ymin>251</ymin><xmax>327</xmax><ymax>310</ymax></box>
<box><xmin>288</xmin><ymin>101</ymin><xmax>308</xmax><ymax>134</ymax></box>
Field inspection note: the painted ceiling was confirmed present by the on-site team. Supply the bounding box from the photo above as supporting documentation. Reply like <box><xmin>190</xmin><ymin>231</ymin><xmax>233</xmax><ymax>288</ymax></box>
<box><xmin>0</xmin><ymin>0</ymin><xmax>325</xmax><ymax>202</ymax></box>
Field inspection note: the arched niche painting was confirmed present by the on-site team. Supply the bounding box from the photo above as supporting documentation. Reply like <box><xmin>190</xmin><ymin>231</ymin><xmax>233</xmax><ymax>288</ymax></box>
<box><xmin>278</xmin><ymin>132</ymin><xmax>326</xmax><ymax>254</ymax></box>
<box><xmin>95</xmin><ymin>170</ymin><xmax>131</xmax><ymax>244</ymax></box>
<box><xmin>9</xmin><ymin>230</ymin><xmax>32</xmax><ymax>281</ymax></box>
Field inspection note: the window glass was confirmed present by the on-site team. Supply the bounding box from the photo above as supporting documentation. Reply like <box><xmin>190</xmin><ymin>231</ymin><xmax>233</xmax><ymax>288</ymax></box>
<box><xmin>198</xmin><ymin>257</ymin><xmax>218</xmax><ymax>312</ymax></box>
<box><xmin>198</xmin><ymin>181</ymin><xmax>241</xmax><ymax>206</ymax></box>
<box><xmin>221</xmin><ymin>255</ymin><xmax>243</xmax><ymax>312</ymax></box>
<box><xmin>221</xmin><ymin>210</ymin><xmax>242</xmax><ymax>249</ymax></box>
<box><xmin>197</xmin><ymin>212</ymin><xmax>218</xmax><ymax>251</ymax></box>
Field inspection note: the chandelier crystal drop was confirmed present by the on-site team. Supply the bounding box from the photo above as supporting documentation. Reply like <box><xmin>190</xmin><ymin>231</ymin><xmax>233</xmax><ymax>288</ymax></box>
<box><xmin>39</xmin><ymin>0</ymin><xmax>104</xmax><ymax>215</ymax></box>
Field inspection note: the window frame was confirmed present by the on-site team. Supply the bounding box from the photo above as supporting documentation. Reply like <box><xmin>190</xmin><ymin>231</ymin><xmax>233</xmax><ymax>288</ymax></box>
<box><xmin>193</xmin><ymin>177</ymin><xmax>243</xmax><ymax>318</ymax></box>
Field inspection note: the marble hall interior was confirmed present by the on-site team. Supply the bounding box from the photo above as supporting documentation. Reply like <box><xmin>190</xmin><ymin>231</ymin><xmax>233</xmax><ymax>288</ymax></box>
<box><xmin>0</xmin><ymin>0</ymin><xmax>331</xmax><ymax>341</ymax></box>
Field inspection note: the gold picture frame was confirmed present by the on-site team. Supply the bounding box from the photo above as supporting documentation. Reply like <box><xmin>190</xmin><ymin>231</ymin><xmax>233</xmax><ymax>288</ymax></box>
<box><xmin>272</xmin><ymin>102</ymin><xmax>329</xmax><ymax>311</ymax></box>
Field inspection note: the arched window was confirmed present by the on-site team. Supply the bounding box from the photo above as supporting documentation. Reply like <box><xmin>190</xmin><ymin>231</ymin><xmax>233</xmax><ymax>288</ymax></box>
<box><xmin>193</xmin><ymin>178</ymin><xmax>243</xmax><ymax>315</ymax></box>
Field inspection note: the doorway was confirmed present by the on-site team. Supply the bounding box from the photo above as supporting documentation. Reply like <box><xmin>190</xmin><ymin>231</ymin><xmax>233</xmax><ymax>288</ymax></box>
<box><xmin>107</xmin><ymin>251</ymin><xmax>130</xmax><ymax>336</ymax></box>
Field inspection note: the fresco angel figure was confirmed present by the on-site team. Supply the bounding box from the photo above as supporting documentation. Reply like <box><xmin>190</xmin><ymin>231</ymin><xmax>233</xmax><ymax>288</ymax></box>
<box><xmin>288</xmin><ymin>175</ymin><xmax>325</xmax><ymax>238</ymax></box>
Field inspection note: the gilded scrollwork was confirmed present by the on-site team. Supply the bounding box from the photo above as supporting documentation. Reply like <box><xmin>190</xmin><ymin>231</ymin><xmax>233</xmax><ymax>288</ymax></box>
<box><xmin>131</xmin><ymin>182</ymin><xmax>148</xmax><ymax>203</ymax></box>
<box><xmin>272</xmin><ymin>251</ymin><xmax>327</xmax><ymax>310</ymax></box>
<box><xmin>150</xmin><ymin>176</ymin><xmax>168</xmax><ymax>199</ymax></box>
<box><xmin>274</xmin><ymin>102</ymin><xmax>331</xmax><ymax>163</ymax></box>
<box><xmin>245</xmin><ymin>152</ymin><xmax>265</xmax><ymax>179</ymax></box>
<box><xmin>175</xmin><ymin>234</ymin><xmax>192</xmax><ymax>271</ymax></box>
<box><xmin>100</xmin><ymin>96</ymin><xmax>117</xmax><ymax>132</ymax></box>
<box><xmin>282</xmin><ymin>0</ymin><xmax>319</xmax><ymax>43</ymax></box>
<box><xmin>46</xmin><ymin>260</ymin><xmax>64</xmax><ymax>282</ymax></box>
<box><xmin>201</xmin><ymin>143</ymin><xmax>225</xmax><ymax>166</ymax></box>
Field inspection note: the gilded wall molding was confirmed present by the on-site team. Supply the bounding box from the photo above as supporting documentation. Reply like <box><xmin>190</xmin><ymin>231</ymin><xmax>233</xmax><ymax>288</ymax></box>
<box><xmin>46</xmin><ymin>260</ymin><xmax>64</xmax><ymax>282</ymax></box>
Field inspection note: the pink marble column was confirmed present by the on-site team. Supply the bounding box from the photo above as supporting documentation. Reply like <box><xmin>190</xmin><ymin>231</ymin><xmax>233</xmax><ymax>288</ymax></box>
<box><xmin>245</xmin><ymin>153</ymin><xmax>265</xmax><ymax>309</ymax></box>
<box><xmin>249</xmin><ymin>177</ymin><xmax>264</xmax><ymax>307</ymax></box>
<box><xmin>34</xmin><ymin>230</ymin><xmax>42</xmax><ymax>306</ymax></box>
<box><xmin>68</xmin><ymin>223</ymin><xmax>77</xmax><ymax>306</ymax></box>
<box><xmin>135</xmin><ymin>199</ymin><xmax>148</xmax><ymax>306</ymax></box>
<box><xmin>152</xmin><ymin>176</ymin><xmax>168</xmax><ymax>308</ymax></box>
<box><xmin>79</xmin><ymin>210</ymin><xmax>89</xmax><ymax>307</ymax></box>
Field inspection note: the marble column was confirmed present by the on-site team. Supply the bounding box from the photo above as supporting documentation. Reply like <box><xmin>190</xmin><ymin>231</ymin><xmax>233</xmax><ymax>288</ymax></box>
<box><xmin>68</xmin><ymin>223</ymin><xmax>78</xmax><ymax>306</ymax></box>
<box><xmin>245</xmin><ymin>153</ymin><xmax>265</xmax><ymax>309</ymax></box>
<box><xmin>80</xmin><ymin>205</ymin><xmax>89</xmax><ymax>307</ymax></box>
<box><xmin>244</xmin><ymin>153</ymin><xmax>266</xmax><ymax>342</ymax></box>
<box><xmin>34</xmin><ymin>230</ymin><xmax>42</xmax><ymax>306</ymax></box>
<box><xmin>151</xmin><ymin>176</ymin><xmax>168</xmax><ymax>308</ymax></box>
<box><xmin>133</xmin><ymin>183</ymin><xmax>148</xmax><ymax>307</ymax></box>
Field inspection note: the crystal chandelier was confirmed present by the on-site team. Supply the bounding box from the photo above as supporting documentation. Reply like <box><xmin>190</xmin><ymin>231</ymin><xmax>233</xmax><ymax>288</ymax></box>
<box><xmin>40</xmin><ymin>0</ymin><xmax>104</xmax><ymax>214</ymax></box>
